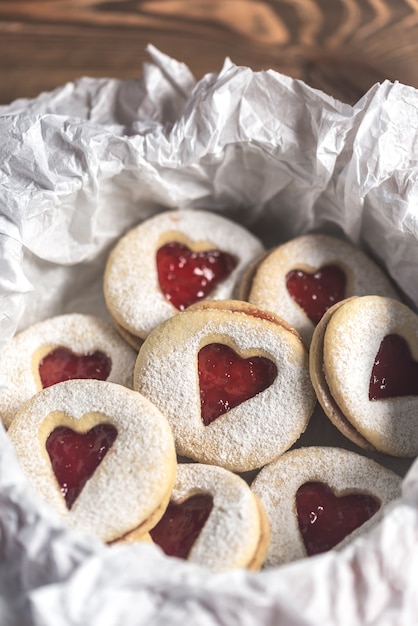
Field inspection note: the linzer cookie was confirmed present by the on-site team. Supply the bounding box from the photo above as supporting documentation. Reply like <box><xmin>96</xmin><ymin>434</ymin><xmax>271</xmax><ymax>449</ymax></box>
<box><xmin>103</xmin><ymin>209</ymin><xmax>264</xmax><ymax>346</ymax></box>
<box><xmin>0</xmin><ymin>313</ymin><xmax>137</xmax><ymax>429</ymax></box>
<box><xmin>120</xmin><ymin>463</ymin><xmax>270</xmax><ymax>572</ymax></box>
<box><xmin>310</xmin><ymin>295</ymin><xmax>418</xmax><ymax>457</ymax></box>
<box><xmin>240</xmin><ymin>234</ymin><xmax>398</xmax><ymax>346</ymax></box>
<box><xmin>7</xmin><ymin>379</ymin><xmax>177</xmax><ymax>542</ymax></box>
<box><xmin>251</xmin><ymin>446</ymin><xmax>402</xmax><ymax>567</ymax></box>
<box><xmin>134</xmin><ymin>300</ymin><xmax>316</xmax><ymax>472</ymax></box>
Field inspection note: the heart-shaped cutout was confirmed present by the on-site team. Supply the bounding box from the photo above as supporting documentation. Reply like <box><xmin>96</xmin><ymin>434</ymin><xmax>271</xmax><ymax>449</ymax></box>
<box><xmin>156</xmin><ymin>241</ymin><xmax>237</xmax><ymax>310</ymax></box>
<box><xmin>369</xmin><ymin>333</ymin><xmax>418</xmax><ymax>400</ymax></box>
<box><xmin>39</xmin><ymin>347</ymin><xmax>112</xmax><ymax>388</ymax></box>
<box><xmin>286</xmin><ymin>265</ymin><xmax>346</xmax><ymax>325</ymax></box>
<box><xmin>198</xmin><ymin>343</ymin><xmax>278</xmax><ymax>425</ymax></box>
<box><xmin>150</xmin><ymin>493</ymin><xmax>213</xmax><ymax>559</ymax></box>
<box><xmin>296</xmin><ymin>481</ymin><xmax>380</xmax><ymax>556</ymax></box>
<box><xmin>46</xmin><ymin>424</ymin><xmax>118</xmax><ymax>509</ymax></box>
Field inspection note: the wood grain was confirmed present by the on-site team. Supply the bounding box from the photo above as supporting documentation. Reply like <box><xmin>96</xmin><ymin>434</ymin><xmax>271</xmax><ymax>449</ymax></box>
<box><xmin>1</xmin><ymin>0</ymin><xmax>418</xmax><ymax>105</ymax></box>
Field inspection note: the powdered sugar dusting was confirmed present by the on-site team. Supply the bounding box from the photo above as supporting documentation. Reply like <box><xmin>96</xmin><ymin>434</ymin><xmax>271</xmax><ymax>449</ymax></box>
<box><xmin>0</xmin><ymin>313</ymin><xmax>137</xmax><ymax>429</ymax></box>
<box><xmin>251</xmin><ymin>446</ymin><xmax>402</xmax><ymax>568</ymax></box>
<box><xmin>104</xmin><ymin>209</ymin><xmax>265</xmax><ymax>340</ymax></box>
<box><xmin>134</xmin><ymin>306</ymin><xmax>316</xmax><ymax>471</ymax></box>
<box><xmin>324</xmin><ymin>296</ymin><xmax>418</xmax><ymax>456</ymax></box>
<box><xmin>7</xmin><ymin>379</ymin><xmax>177</xmax><ymax>542</ymax></box>
<box><xmin>247</xmin><ymin>234</ymin><xmax>399</xmax><ymax>346</ymax></box>
<box><xmin>169</xmin><ymin>463</ymin><xmax>265</xmax><ymax>572</ymax></box>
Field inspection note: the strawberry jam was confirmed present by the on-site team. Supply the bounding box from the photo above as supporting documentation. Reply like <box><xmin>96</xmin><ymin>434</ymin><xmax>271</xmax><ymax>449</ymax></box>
<box><xmin>198</xmin><ymin>343</ymin><xmax>278</xmax><ymax>425</ymax></box>
<box><xmin>296</xmin><ymin>481</ymin><xmax>380</xmax><ymax>556</ymax></box>
<box><xmin>369</xmin><ymin>333</ymin><xmax>418</xmax><ymax>400</ymax></box>
<box><xmin>46</xmin><ymin>424</ymin><xmax>118</xmax><ymax>509</ymax></box>
<box><xmin>39</xmin><ymin>347</ymin><xmax>112</xmax><ymax>388</ymax></box>
<box><xmin>286</xmin><ymin>265</ymin><xmax>346</xmax><ymax>325</ymax></box>
<box><xmin>150</xmin><ymin>494</ymin><xmax>214</xmax><ymax>559</ymax></box>
<box><xmin>156</xmin><ymin>242</ymin><xmax>236</xmax><ymax>310</ymax></box>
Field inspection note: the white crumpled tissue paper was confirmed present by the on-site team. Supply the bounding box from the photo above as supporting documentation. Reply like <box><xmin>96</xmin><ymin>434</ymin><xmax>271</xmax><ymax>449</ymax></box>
<box><xmin>0</xmin><ymin>45</ymin><xmax>418</xmax><ymax>626</ymax></box>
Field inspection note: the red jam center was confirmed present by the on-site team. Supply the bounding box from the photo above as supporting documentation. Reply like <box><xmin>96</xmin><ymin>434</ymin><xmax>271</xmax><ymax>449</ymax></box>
<box><xmin>150</xmin><ymin>494</ymin><xmax>214</xmax><ymax>559</ymax></box>
<box><xmin>156</xmin><ymin>241</ymin><xmax>237</xmax><ymax>310</ymax></box>
<box><xmin>369</xmin><ymin>333</ymin><xmax>418</xmax><ymax>400</ymax></box>
<box><xmin>39</xmin><ymin>347</ymin><xmax>112</xmax><ymax>388</ymax></box>
<box><xmin>198</xmin><ymin>343</ymin><xmax>278</xmax><ymax>425</ymax></box>
<box><xmin>45</xmin><ymin>424</ymin><xmax>118</xmax><ymax>509</ymax></box>
<box><xmin>296</xmin><ymin>481</ymin><xmax>380</xmax><ymax>556</ymax></box>
<box><xmin>286</xmin><ymin>265</ymin><xmax>346</xmax><ymax>325</ymax></box>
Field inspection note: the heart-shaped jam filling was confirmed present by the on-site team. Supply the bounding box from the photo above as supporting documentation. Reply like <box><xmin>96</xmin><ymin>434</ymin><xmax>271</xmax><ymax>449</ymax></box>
<box><xmin>39</xmin><ymin>347</ymin><xmax>112</xmax><ymax>389</ymax></box>
<box><xmin>46</xmin><ymin>424</ymin><xmax>118</xmax><ymax>509</ymax></box>
<box><xmin>369</xmin><ymin>333</ymin><xmax>418</xmax><ymax>400</ymax></box>
<box><xmin>150</xmin><ymin>493</ymin><xmax>214</xmax><ymax>559</ymax></box>
<box><xmin>286</xmin><ymin>265</ymin><xmax>346</xmax><ymax>325</ymax></box>
<box><xmin>156</xmin><ymin>241</ymin><xmax>237</xmax><ymax>310</ymax></box>
<box><xmin>296</xmin><ymin>481</ymin><xmax>380</xmax><ymax>556</ymax></box>
<box><xmin>198</xmin><ymin>343</ymin><xmax>278</xmax><ymax>425</ymax></box>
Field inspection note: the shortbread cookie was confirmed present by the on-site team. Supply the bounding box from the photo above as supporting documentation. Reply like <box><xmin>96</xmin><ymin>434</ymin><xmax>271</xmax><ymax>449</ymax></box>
<box><xmin>119</xmin><ymin>463</ymin><xmax>270</xmax><ymax>572</ymax></box>
<box><xmin>7</xmin><ymin>379</ymin><xmax>176</xmax><ymax>542</ymax></box>
<box><xmin>240</xmin><ymin>234</ymin><xmax>398</xmax><ymax>346</ymax></box>
<box><xmin>103</xmin><ymin>209</ymin><xmax>265</xmax><ymax>344</ymax></box>
<box><xmin>251</xmin><ymin>446</ymin><xmax>402</xmax><ymax>567</ymax></box>
<box><xmin>0</xmin><ymin>313</ymin><xmax>137</xmax><ymax>429</ymax></box>
<box><xmin>134</xmin><ymin>300</ymin><xmax>316</xmax><ymax>472</ymax></box>
<box><xmin>310</xmin><ymin>295</ymin><xmax>418</xmax><ymax>457</ymax></box>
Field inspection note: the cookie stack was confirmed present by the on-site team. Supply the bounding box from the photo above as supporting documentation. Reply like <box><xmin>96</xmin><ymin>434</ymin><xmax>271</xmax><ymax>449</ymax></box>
<box><xmin>3</xmin><ymin>209</ymin><xmax>414</xmax><ymax>570</ymax></box>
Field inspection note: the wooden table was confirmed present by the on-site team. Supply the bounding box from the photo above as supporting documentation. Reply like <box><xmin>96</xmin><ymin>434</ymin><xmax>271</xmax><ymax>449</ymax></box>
<box><xmin>1</xmin><ymin>0</ymin><xmax>418</xmax><ymax>106</ymax></box>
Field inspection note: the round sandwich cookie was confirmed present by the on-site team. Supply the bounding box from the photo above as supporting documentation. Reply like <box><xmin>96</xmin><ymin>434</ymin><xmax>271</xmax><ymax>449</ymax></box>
<box><xmin>116</xmin><ymin>463</ymin><xmax>270</xmax><ymax>572</ymax></box>
<box><xmin>134</xmin><ymin>300</ymin><xmax>316</xmax><ymax>472</ymax></box>
<box><xmin>310</xmin><ymin>295</ymin><xmax>418</xmax><ymax>457</ymax></box>
<box><xmin>240</xmin><ymin>234</ymin><xmax>399</xmax><ymax>346</ymax></box>
<box><xmin>7</xmin><ymin>379</ymin><xmax>177</xmax><ymax>543</ymax></box>
<box><xmin>0</xmin><ymin>313</ymin><xmax>137</xmax><ymax>429</ymax></box>
<box><xmin>251</xmin><ymin>446</ymin><xmax>402</xmax><ymax>567</ymax></box>
<box><xmin>103</xmin><ymin>209</ymin><xmax>265</xmax><ymax>346</ymax></box>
